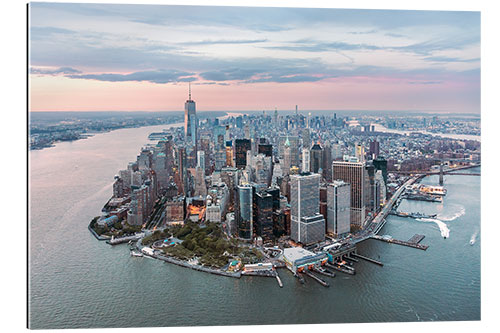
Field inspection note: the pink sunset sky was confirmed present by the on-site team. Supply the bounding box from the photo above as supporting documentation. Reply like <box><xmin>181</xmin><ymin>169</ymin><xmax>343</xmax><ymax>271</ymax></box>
<box><xmin>29</xmin><ymin>3</ymin><xmax>480</xmax><ymax>113</ymax></box>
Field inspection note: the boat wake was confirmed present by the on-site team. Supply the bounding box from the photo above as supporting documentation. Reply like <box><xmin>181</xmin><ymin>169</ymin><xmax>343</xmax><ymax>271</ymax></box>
<box><xmin>470</xmin><ymin>230</ymin><xmax>479</xmax><ymax>245</ymax></box>
<box><xmin>417</xmin><ymin>218</ymin><xmax>450</xmax><ymax>238</ymax></box>
<box><xmin>437</xmin><ymin>205</ymin><xmax>465</xmax><ymax>221</ymax></box>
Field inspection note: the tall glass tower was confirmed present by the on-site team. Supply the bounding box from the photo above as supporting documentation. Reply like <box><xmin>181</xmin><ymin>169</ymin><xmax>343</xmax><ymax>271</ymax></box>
<box><xmin>184</xmin><ymin>83</ymin><xmax>197</xmax><ymax>147</ymax></box>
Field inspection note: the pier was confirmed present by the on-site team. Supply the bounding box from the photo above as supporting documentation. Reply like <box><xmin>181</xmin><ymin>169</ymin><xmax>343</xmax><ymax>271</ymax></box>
<box><xmin>325</xmin><ymin>263</ymin><xmax>355</xmax><ymax>275</ymax></box>
<box><xmin>344</xmin><ymin>255</ymin><xmax>359</xmax><ymax>263</ymax></box>
<box><xmin>371</xmin><ymin>234</ymin><xmax>429</xmax><ymax>250</ymax></box>
<box><xmin>313</xmin><ymin>267</ymin><xmax>336</xmax><ymax>278</ymax></box>
<box><xmin>107</xmin><ymin>233</ymin><xmax>144</xmax><ymax>245</ymax></box>
<box><xmin>275</xmin><ymin>272</ymin><xmax>283</xmax><ymax>288</ymax></box>
<box><xmin>407</xmin><ymin>234</ymin><xmax>426</xmax><ymax>244</ymax></box>
<box><xmin>389</xmin><ymin>211</ymin><xmax>437</xmax><ymax>219</ymax></box>
<box><xmin>304</xmin><ymin>270</ymin><xmax>330</xmax><ymax>287</ymax></box>
<box><xmin>351</xmin><ymin>253</ymin><xmax>383</xmax><ymax>266</ymax></box>
<box><xmin>295</xmin><ymin>272</ymin><xmax>305</xmax><ymax>284</ymax></box>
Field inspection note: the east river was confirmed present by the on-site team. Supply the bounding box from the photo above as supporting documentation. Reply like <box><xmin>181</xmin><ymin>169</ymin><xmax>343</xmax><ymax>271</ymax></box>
<box><xmin>29</xmin><ymin>124</ymin><xmax>480</xmax><ymax>329</ymax></box>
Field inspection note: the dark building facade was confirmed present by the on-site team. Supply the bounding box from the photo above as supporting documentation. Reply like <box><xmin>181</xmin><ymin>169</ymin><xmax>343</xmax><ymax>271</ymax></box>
<box><xmin>235</xmin><ymin>139</ymin><xmax>251</xmax><ymax>169</ymax></box>
<box><xmin>258</xmin><ymin>144</ymin><xmax>273</xmax><ymax>158</ymax></box>
<box><xmin>253</xmin><ymin>191</ymin><xmax>274</xmax><ymax>242</ymax></box>
<box><xmin>369</xmin><ymin>140</ymin><xmax>380</xmax><ymax>159</ymax></box>
<box><xmin>310</xmin><ymin>143</ymin><xmax>323</xmax><ymax>174</ymax></box>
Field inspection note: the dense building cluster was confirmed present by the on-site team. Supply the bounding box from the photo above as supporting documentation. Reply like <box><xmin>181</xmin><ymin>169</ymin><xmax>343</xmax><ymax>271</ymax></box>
<box><xmin>100</xmin><ymin>90</ymin><xmax>481</xmax><ymax>248</ymax></box>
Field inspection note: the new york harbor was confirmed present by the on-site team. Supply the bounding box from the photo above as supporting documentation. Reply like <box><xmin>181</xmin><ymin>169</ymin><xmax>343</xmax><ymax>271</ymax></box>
<box><xmin>28</xmin><ymin>3</ymin><xmax>480</xmax><ymax>329</ymax></box>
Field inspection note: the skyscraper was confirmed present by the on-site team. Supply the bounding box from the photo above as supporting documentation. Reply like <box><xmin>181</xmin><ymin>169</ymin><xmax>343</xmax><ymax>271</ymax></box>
<box><xmin>290</xmin><ymin>173</ymin><xmax>325</xmax><ymax>245</ymax></box>
<box><xmin>369</xmin><ymin>140</ymin><xmax>380</xmax><ymax>159</ymax></box>
<box><xmin>332</xmin><ymin>160</ymin><xmax>367</xmax><ymax>229</ymax></box>
<box><xmin>355</xmin><ymin>144</ymin><xmax>365</xmax><ymax>163</ymax></box>
<box><xmin>322</xmin><ymin>141</ymin><xmax>333</xmax><ymax>182</ymax></box>
<box><xmin>235</xmin><ymin>139</ymin><xmax>251</xmax><ymax>169</ymax></box>
<box><xmin>301</xmin><ymin>128</ymin><xmax>311</xmax><ymax>150</ymax></box>
<box><xmin>184</xmin><ymin>83</ymin><xmax>197</xmax><ymax>147</ymax></box>
<box><xmin>327</xmin><ymin>180</ymin><xmax>351</xmax><ymax>237</ymax></box>
<box><xmin>258</xmin><ymin>144</ymin><xmax>272</xmax><ymax>158</ymax></box>
<box><xmin>197</xmin><ymin>150</ymin><xmax>205</xmax><ymax>174</ymax></box>
<box><xmin>302</xmin><ymin>148</ymin><xmax>310</xmax><ymax>173</ymax></box>
<box><xmin>236</xmin><ymin>184</ymin><xmax>253</xmax><ymax>240</ymax></box>
<box><xmin>193</xmin><ymin>166</ymin><xmax>207</xmax><ymax>197</ymax></box>
<box><xmin>310</xmin><ymin>142</ymin><xmax>323</xmax><ymax>174</ymax></box>
<box><xmin>253</xmin><ymin>190</ymin><xmax>274</xmax><ymax>243</ymax></box>
<box><xmin>177</xmin><ymin>146</ymin><xmax>188</xmax><ymax>197</ymax></box>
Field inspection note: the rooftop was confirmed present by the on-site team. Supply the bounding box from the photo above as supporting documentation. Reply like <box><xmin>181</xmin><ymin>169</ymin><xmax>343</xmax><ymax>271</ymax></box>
<box><xmin>283</xmin><ymin>247</ymin><xmax>315</xmax><ymax>261</ymax></box>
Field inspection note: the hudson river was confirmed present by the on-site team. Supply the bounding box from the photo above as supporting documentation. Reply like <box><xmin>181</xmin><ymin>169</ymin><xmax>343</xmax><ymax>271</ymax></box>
<box><xmin>29</xmin><ymin>124</ymin><xmax>480</xmax><ymax>329</ymax></box>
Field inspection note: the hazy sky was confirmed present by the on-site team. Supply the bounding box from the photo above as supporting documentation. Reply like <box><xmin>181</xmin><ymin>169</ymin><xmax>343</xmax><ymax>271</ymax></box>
<box><xmin>29</xmin><ymin>3</ymin><xmax>480</xmax><ymax>113</ymax></box>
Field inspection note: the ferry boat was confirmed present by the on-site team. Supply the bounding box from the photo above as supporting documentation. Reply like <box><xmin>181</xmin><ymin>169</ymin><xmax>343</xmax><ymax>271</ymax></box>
<box><xmin>419</xmin><ymin>185</ymin><xmax>447</xmax><ymax>196</ymax></box>
<box><xmin>130</xmin><ymin>250</ymin><xmax>143</xmax><ymax>257</ymax></box>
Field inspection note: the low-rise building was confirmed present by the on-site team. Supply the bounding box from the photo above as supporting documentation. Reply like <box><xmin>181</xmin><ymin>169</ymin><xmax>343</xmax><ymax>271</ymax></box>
<box><xmin>282</xmin><ymin>247</ymin><xmax>328</xmax><ymax>273</ymax></box>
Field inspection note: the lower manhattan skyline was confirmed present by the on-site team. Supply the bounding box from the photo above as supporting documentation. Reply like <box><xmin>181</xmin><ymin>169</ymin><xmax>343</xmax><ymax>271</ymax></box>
<box><xmin>29</xmin><ymin>2</ymin><xmax>479</xmax><ymax>113</ymax></box>
<box><xmin>20</xmin><ymin>1</ymin><xmax>500</xmax><ymax>333</ymax></box>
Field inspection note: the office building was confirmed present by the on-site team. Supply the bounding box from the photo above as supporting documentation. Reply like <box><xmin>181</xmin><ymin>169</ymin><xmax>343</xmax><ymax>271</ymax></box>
<box><xmin>177</xmin><ymin>146</ymin><xmax>189</xmax><ymax>196</ymax></box>
<box><xmin>290</xmin><ymin>173</ymin><xmax>325</xmax><ymax>245</ymax></box>
<box><xmin>369</xmin><ymin>140</ymin><xmax>380</xmax><ymax>159</ymax></box>
<box><xmin>302</xmin><ymin>148</ymin><xmax>310</xmax><ymax>173</ymax></box>
<box><xmin>283</xmin><ymin>145</ymin><xmax>292</xmax><ymax>176</ymax></box>
<box><xmin>310</xmin><ymin>143</ymin><xmax>323</xmax><ymax>174</ymax></box>
<box><xmin>332</xmin><ymin>160</ymin><xmax>367</xmax><ymax>229</ymax></box>
<box><xmin>236</xmin><ymin>184</ymin><xmax>253</xmax><ymax>240</ymax></box>
<box><xmin>373</xmin><ymin>157</ymin><xmax>388</xmax><ymax>190</ymax></box>
<box><xmin>235</xmin><ymin>139</ymin><xmax>251</xmax><ymax>169</ymax></box>
<box><xmin>258</xmin><ymin>144</ymin><xmax>273</xmax><ymax>158</ymax></box>
<box><xmin>253</xmin><ymin>190</ymin><xmax>274</xmax><ymax>242</ymax></box>
<box><xmin>327</xmin><ymin>180</ymin><xmax>351</xmax><ymax>237</ymax></box>
<box><xmin>197</xmin><ymin>150</ymin><xmax>205</xmax><ymax>174</ymax></box>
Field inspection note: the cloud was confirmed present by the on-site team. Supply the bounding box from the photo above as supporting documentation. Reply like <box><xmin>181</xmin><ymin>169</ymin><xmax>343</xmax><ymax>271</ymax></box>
<box><xmin>408</xmin><ymin>81</ymin><xmax>443</xmax><ymax>85</ymax></box>
<box><xmin>424</xmin><ymin>56</ymin><xmax>480</xmax><ymax>63</ymax></box>
<box><xmin>245</xmin><ymin>75</ymin><xmax>327</xmax><ymax>84</ymax></box>
<box><xmin>183</xmin><ymin>39</ymin><xmax>267</xmax><ymax>46</ymax></box>
<box><xmin>348</xmin><ymin>29</ymin><xmax>378</xmax><ymax>35</ymax></box>
<box><xmin>385</xmin><ymin>32</ymin><xmax>406</xmax><ymax>38</ymax></box>
<box><xmin>30</xmin><ymin>26</ymin><xmax>75</xmax><ymax>36</ymax></box>
<box><xmin>200</xmin><ymin>68</ymin><xmax>263</xmax><ymax>81</ymax></box>
<box><xmin>30</xmin><ymin>67</ymin><xmax>82</xmax><ymax>75</ymax></box>
<box><xmin>67</xmin><ymin>69</ymin><xmax>195</xmax><ymax>84</ymax></box>
<box><xmin>265</xmin><ymin>40</ymin><xmax>382</xmax><ymax>52</ymax></box>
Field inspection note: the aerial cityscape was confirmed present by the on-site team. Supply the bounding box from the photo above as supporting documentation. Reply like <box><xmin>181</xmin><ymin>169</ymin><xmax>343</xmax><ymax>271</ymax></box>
<box><xmin>28</xmin><ymin>2</ymin><xmax>481</xmax><ymax>330</ymax></box>
<box><xmin>87</xmin><ymin>86</ymin><xmax>481</xmax><ymax>279</ymax></box>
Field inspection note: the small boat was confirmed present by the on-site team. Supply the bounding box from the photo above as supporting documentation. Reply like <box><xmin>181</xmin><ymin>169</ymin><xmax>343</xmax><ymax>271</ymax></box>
<box><xmin>470</xmin><ymin>233</ymin><xmax>477</xmax><ymax>245</ymax></box>
<box><xmin>130</xmin><ymin>251</ymin><xmax>143</xmax><ymax>257</ymax></box>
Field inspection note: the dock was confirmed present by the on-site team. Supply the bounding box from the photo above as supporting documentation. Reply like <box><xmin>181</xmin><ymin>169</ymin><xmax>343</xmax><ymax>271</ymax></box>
<box><xmin>106</xmin><ymin>233</ymin><xmax>144</xmax><ymax>245</ymax></box>
<box><xmin>344</xmin><ymin>255</ymin><xmax>359</xmax><ymax>263</ymax></box>
<box><xmin>325</xmin><ymin>263</ymin><xmax>355</xmax><ymax>275</ymax></box>
<box><xmin>275</xmin><ymin>272</ymin><xmax>283</xmax><ymax>288</ymax></box>
<box><xmin>304</xmin><ymin>270</ymin><xmax>330</xmax><ymax>287</ymax></box>
<box><xmin>389</xmin><ymin>211</ymin><xmax>437</xmax><ymax>219</ymax></box>
<box><xmin>351</xmin><ymin>253</ymin><xmax>383</xmax><ymax>266</ymax></box>
<box><xmin>402</xmin><ymin>194</ymin><xmax>441</xmax><ymax>202</ymax></box>
<box><xmin>313</xmin><ymin>267</ymin><xmax>336</xmax><ymax>278</ymax></box>
<box><xmin>295</xmin><ymin>272</ymin><xmax>305</xmax><ymax>284</ymax></box>
<box><xmin>371</xmin><ymin>234</ymin><xmax>429</xmax><ymax>250</ymax></box>
<box><xmin>407</xmin><ymin>234</ymin><xmax>425</xmax><ymax>244</ymax></box>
